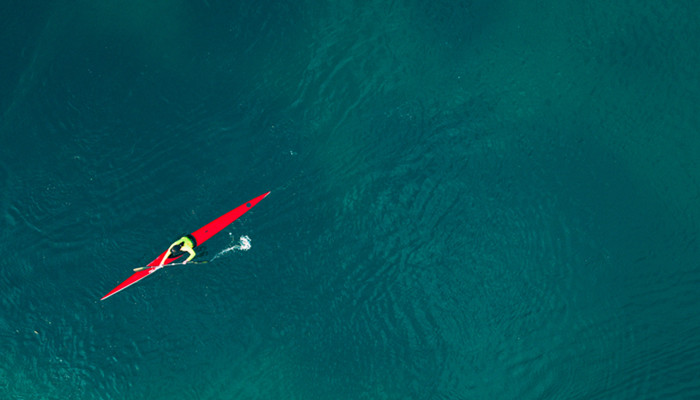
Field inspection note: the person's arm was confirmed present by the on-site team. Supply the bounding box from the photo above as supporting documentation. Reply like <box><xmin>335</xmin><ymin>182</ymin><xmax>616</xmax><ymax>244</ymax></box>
<box><xmin>183</xmin><ymin>246</ymin><xmax>196</xmax><ymax>263</ymax></box>
<box><xmin>158</xmin><ymin>247</ymin><xmax>174</xmax><ymax>267</ymax></box>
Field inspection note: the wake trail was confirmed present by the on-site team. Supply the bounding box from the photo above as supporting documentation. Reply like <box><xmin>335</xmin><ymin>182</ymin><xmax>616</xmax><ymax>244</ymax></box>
<box><xmin>210</xmin><ymin>235</ymin><xmax>251</xmax><ymax>262</ymax></box>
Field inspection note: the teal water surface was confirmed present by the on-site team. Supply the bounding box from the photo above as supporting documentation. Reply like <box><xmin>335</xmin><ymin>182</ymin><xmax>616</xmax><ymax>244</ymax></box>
<box><xmin>1</xmin><ymin>1</ymin><xmax>699</xmax><ymax>399</ymax></box>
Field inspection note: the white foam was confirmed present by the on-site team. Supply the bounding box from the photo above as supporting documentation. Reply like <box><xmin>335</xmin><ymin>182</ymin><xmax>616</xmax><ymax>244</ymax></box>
<box><xmin>210</xmin><ymin>235</ymin><xmax>252</xmax><ymax>261</ymax></box>
<box><xmin>238</xmin><ymin>235</ymin><xmax>252</xmax><ymax>251</ymax></box>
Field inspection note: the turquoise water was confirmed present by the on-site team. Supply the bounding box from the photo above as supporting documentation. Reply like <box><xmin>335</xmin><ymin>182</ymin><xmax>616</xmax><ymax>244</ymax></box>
<box><xmin>2</xmin><ymin>1</ymin><xmax>699</xmax><ymax>399</ymax></box>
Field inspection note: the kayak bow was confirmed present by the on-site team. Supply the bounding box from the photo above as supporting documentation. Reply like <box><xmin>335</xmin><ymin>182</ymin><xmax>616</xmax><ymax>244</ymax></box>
<box><xmin>100</xmin><ymin>192</ymin><xmax>270</xmax><ymax>300</ymax></box>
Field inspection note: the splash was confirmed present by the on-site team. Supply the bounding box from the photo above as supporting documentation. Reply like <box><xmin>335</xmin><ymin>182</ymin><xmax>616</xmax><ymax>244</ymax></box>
<box><xmin>210</xmin><ymin>235</ymin><xmax>251</xmax><ymax>261</ymax></box>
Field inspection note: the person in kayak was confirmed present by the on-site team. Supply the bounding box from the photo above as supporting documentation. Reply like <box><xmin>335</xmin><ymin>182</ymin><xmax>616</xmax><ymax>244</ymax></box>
<box><xmin>159</xmin><ymin>234</ymin><xmax>197</xmax><ymax>267</ymax></box>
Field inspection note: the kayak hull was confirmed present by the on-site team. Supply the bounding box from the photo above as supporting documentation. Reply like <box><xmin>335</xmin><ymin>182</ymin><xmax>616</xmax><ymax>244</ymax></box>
<box><xmin>100</xmin><ymin>192</ymin><xmax>270</xmax><ymax>300</ymax></box>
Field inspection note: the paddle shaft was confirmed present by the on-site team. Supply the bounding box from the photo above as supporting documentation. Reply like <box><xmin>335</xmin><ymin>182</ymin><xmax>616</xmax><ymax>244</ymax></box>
<box><xmin>133</xmin><ymin>260</ymin><xmax>208</xmax><ymax>272</ymax></box>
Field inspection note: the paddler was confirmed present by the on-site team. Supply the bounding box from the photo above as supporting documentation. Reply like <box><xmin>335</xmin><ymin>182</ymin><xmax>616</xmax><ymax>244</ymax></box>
<box><xmin>159</xmin><ymin>234</ymin><xmax>197</xmax><ymax>267</ymax></box>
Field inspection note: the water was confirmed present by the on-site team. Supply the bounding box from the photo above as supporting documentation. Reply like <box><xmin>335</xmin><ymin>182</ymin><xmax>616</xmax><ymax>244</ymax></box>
<box><xmin>2</xmin><ymin>1</ymin><xmax>699</xmax><ymax>399</ymax></box>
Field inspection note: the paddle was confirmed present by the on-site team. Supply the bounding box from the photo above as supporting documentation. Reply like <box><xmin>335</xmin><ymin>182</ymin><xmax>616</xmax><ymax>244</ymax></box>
<box><xmin>133</xmin><ymin>260</ymin><xmax>208</xmax><ymax>272</ymax></box>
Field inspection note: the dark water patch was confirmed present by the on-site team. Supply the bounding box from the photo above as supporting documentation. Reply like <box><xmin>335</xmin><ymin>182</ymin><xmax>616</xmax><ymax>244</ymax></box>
<box><xmin>0</xmin><ymin>0</ymin><xmax>52</xmax><ymax>112</ymax></box>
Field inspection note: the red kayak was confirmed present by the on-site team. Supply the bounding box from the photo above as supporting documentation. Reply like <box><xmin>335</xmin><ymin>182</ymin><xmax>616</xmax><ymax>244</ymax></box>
<box><xmin>101</xmin><ymin>192</ymin><xmax>270</xmax><ymax>300</ymax></box>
